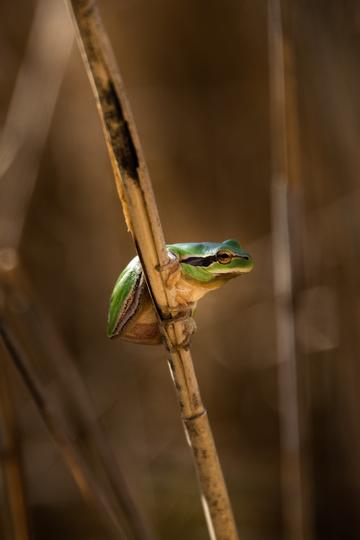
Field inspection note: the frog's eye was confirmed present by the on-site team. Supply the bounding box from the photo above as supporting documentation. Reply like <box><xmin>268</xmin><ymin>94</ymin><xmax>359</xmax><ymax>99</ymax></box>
<box><xmin>216</xmin><ymin>250</ymin><xmax>233</xmax><ymax>265</ymax></box>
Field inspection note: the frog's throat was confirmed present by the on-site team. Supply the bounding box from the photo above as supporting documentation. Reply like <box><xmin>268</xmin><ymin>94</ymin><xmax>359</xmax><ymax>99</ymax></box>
<box><xmin>180</xmin><ymin>261</ymin><xmax>244</xmax><ymax>285</ymax></box>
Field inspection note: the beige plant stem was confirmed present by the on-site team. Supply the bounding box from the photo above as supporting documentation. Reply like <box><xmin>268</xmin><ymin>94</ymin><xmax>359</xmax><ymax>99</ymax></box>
<box><xmin>0</xmin><ymin>261</ymin><xmax>153</xmax><ymax>540</ymax></box>
<box><xmin>268</xmin><ymin>1</ymin><xmax>312</xmax><ymax>540</ymax></box>
<box><xmin>0</xmin><ymin>308</ymin><xmax>157</xmax><ymax>540</ymax></box>
<box><xmin>0</xmin><ymin>0</ymin><xmax>73</xmax><ymax>250</ymax></box>
<box><xmin>66</xmin><ymin>1</ymin><xmax>239</xmax><ymax>539</ymax></box>
<box><xmin>0</xmin><ymin>343</ymin><xmax>30</xmax><ymax>540</ymax></box>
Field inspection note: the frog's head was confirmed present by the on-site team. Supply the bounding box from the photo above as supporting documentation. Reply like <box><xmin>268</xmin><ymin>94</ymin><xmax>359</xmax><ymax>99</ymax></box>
<box><xmin>208</xmin><ymin>239</ymin><xmax>254</xmax><ymax>276</ymax></box>
<box><xmin>170</xmin><ymin>239</ymin><xmax>254</xmax><ymax>284</ymax></box>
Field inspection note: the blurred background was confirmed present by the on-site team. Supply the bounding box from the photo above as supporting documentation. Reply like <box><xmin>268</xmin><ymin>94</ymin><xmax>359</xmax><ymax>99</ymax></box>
<box><xmin>1</xmin><ymin>1</ymin><xmax>360</xmax><ymax>539</ymax></box>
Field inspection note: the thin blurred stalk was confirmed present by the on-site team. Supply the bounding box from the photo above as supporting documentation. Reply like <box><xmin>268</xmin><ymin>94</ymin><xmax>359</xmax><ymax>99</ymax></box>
<box><xmin>0</xmin><ymin>0</ymin><xmax>153</xmax><ymax>537</ymax></box>
<box><xmin>0</xmin><ymin>341</ymin><xmax>30</xmax><ymax>540</ymax></box>
<box><xmin>66</xmin><ymin>1</ymin><xmax>239</xmax><ymax>539</ymax></box>
<box><xmin>0</xmin><ymin>309</ymin><xmax>150</xmax><ymax>540</ymax></box>
<box><xmin>268</xmin><ymin>1</ymin><xmax>312</xmax><ymax>540</ymax></box>
<box><xmin>0</xmin><ymin>0</ymin><xmax>73</xmax><ymax>249</ymax></box>
<box><xmin>0</xmin><ymin>257</ymin><xmax>153</xmax><ymax>540</ymax></box>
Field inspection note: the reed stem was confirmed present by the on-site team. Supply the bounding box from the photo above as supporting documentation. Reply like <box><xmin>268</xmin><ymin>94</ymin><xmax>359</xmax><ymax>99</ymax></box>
<box><xmin>66</xmin><ymin>1</ymin><xmax>239</xmax><ymax>538</ymax></box>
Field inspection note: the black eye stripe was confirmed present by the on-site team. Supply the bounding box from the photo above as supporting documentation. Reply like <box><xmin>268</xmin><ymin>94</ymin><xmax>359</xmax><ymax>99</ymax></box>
<box><xmin>181</xmin><ymin>255</ymin><xmax>217</xmax><ymax>267</ymax></box>
<box><xmin>181</xmin><ymin>254</ymin><xmax>247</xmax><ymax>267</ymax></box>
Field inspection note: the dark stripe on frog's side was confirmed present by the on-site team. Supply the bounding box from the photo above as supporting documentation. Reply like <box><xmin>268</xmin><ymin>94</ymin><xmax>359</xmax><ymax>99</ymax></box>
<box><xmin>112</xmin><ymin>271</ymin><xmax>145</xmax><ymax>337</ymax></box>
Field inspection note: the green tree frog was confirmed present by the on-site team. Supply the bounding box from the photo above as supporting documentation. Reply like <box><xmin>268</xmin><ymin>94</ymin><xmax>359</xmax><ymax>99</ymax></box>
<box><xmin>108</xmin><ymin>239</ymin><xmax>253</xmax><ymax>345</ymax></box>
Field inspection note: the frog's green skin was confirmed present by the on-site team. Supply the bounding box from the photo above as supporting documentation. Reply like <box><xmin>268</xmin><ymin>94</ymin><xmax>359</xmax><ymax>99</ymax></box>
<box><xmin>108</xmin><ymin>239</ymin><xmax>253</xmax><ymax>345</ymax></box>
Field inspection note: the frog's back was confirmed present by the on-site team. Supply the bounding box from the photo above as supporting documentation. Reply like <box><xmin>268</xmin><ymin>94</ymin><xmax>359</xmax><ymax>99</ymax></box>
<box><xmin>168</xmin><ymin>242</ymin><xmax>219</xmax><ymax>259</ymax></box>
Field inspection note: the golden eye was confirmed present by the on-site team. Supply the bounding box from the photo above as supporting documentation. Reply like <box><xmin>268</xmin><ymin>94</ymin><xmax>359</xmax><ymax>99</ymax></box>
<box><xmin>216</xmin><ymin>250</ymin><xmax>233</xmax><ymax>265</ymax></box>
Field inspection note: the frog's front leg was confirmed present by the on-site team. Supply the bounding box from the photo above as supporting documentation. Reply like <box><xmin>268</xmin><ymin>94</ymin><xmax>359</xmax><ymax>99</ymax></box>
<box><xmin>183</xmin><ymin>315</ymin><xmax>197</xmax><ymax>343</ymax></box>
<box><xmin>160</xmin><ymin>253</ymin><xmax>188</xmax><ymax>305</ymax></box>
<box><xmin>161</xmin><ymin>306</ymin><xmax>197</xmax><ymax>352</ymax></box>
<box><xmin>156</xmin><ymin>251</ymin><xmax>182</xmax><ymax>288</ymax></box>
<box><xmin>164</xmin><ymin>257</ymin><xmax>182</xmax><ymax>288</ymax></box>
<box><xmin>158</xmin><ymin>251</ymin><xmax>197</xmax><ymax>347</ymax></box>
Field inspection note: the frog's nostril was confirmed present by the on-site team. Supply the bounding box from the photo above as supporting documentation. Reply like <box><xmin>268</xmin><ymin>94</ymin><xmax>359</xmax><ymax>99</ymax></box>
<box><xmin>241</xmin><ymin>254</ymin><xmax>250</xmax><ymax>261</ymax></box>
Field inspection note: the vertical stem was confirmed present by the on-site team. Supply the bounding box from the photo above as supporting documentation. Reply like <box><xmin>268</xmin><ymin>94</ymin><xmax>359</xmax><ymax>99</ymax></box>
<box><xmin>268</xmin><ymin>1</ymin><xmax>312</xmax><ymax>539</ymax></box>
<box><xmin>0</xmin><ymin>342</ymin><xmax>31</xmax><ymax>540</ymax></box>
<box><xmin>0</xmin><ymin>0</ymin><xmax>73</xmax><ymax>250</ymax></box>
<box><xmin>65</xmin><ymin>1</ymin><xmax>239</xmax><ymax>539</ymax></box>
<box><xmin>0</xmin><ymin>318</ymin><xmax>144</xmax><ymax>540</ymax></box>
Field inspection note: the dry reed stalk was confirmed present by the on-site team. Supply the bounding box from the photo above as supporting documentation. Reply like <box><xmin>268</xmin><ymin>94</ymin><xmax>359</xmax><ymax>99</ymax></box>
<box><xmin>0</xmin><ymin>260</ymin><xmax>152</xmax><ymax>540</ymax></box>
<box><xmin>0</xmin><ymin>0</ymin><xmax>73</xmax><ymax>250</ymax></box>
<box><xmin>66</xmin><ymin>1</ymin><xmax>239</xmax><ymax>539</ymax></box>
<box><xmin>0</xmin><ymin>1</ymin><xmax>151</xmax><ymax>535</ymax></box>
<box><xmin>0</xmin><ymin>343</ymin><xmax>30</xmax><ymax>540</ymax></box>
<box><xmin>0</xmin><ymin>318</ymin><xmax>142</xmax><ymax>540</ymax></box>
<box><xmin>268</xmin><ymin>1</ymin><xmax>312</xmax><ymax>539</ymax></box>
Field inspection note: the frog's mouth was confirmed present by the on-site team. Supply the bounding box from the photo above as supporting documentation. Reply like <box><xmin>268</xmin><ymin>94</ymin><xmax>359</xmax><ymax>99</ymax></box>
<box><xmin>214</xmin><ymin>268</ymin><xmax>252</xmax><ymax>278</ymax></box>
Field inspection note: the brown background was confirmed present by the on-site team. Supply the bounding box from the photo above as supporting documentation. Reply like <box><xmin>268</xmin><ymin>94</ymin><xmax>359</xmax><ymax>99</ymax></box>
<box><xmin>1</xmin><ymin>1</ymin><xmax>360</xmax><ymax>539</ymax></box>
